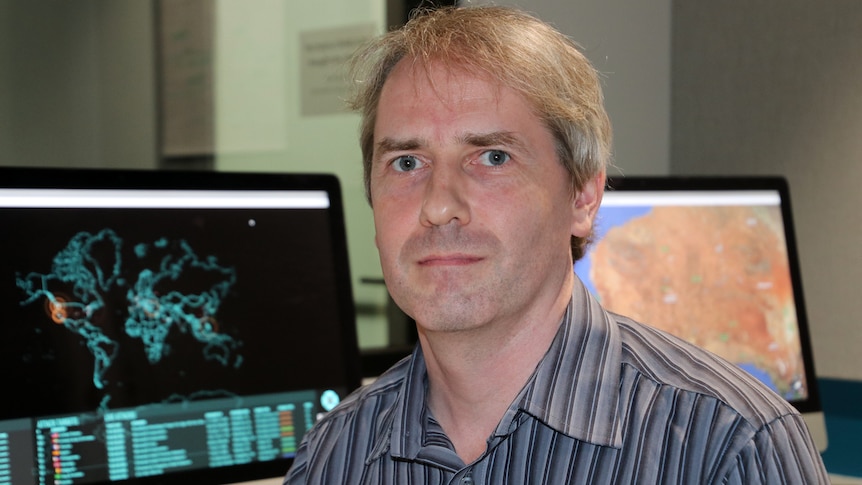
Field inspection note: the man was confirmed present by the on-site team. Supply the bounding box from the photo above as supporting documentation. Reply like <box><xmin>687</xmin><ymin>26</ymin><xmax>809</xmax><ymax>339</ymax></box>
<box><xmin>285</xmin><ymin>5</ymin><xmax>828</xmax><ymax>484</ymax></box>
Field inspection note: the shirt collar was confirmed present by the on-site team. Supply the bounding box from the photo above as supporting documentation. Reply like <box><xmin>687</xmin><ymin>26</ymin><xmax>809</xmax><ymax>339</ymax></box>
<box><xmin>511</xmin><ymin>278</ymin><xmax>623</xmax><ymax>448</ymax></box>
<box><xmin>373</xmin><ymin>277</ymin><xmax>624</xmax><ymax>462</ymax></box>
<box><xmin>367</xmin><ymin>344</ymin><xmax>430</xmax><ymax>462</ymax></box>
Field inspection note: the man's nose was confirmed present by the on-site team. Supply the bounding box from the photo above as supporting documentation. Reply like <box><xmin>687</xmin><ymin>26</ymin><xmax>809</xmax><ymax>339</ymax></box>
<box><xmin>419</xmin><ymin>164</ymin><xmax>471</xmax><ymax>228</ymax></box>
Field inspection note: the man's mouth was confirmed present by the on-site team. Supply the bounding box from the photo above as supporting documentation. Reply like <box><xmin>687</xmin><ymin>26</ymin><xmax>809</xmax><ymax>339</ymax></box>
<box><xmin>418</xmin><ymin>254</ymin><xmax>483</xmax><ymax>266</ymax></box>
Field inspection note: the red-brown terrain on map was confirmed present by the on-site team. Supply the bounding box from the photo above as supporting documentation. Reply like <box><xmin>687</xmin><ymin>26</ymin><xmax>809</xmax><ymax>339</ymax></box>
<box><xmin>590</xmin><ymin>205</ymin><xmax>805</xmax><ymax>397</ymax></box>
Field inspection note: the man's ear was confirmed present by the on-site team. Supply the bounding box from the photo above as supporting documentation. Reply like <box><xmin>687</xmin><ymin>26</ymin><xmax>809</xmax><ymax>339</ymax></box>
<box><xmin>571</xmin><ymin>172</ymin><xmax>605</xmax><ymax>238</ymax></box>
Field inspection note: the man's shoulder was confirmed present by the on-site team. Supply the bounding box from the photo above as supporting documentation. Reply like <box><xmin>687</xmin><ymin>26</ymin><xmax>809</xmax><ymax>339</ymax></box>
<box><xmin>612</xmin><ymin>312</ymin><xmax>799</xmax><ymax>424</ymax></box>
<box><xmin>284</xmin><ymin>357</ymin><xmax>413</xmax><ymax>483</ymax></box>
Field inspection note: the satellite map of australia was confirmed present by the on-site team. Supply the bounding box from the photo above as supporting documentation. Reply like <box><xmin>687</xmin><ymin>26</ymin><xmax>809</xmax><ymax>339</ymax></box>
<box><xmin>576</xmin><ymin>204</ymin><xmax>808</xmax><ymax>401</ymax></box>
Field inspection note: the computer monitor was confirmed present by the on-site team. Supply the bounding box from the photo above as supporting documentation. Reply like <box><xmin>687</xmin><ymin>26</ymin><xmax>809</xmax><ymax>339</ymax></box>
<box><xmin>0</xmin><ymin>167</ymin><xmax>362</xmax><ymax>484</ymax></box>
<box><xmin>575</xmin><ymin>175</ymin><xmax>827</xmax><ymax>451</ymax></box>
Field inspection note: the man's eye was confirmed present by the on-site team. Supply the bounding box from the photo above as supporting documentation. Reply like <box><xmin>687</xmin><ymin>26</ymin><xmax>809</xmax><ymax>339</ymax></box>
<box><xmin>478</xmin><ymin>150</ymin><xmax>510</xmax><ymax>167</ymax></box>
<box><xmin>392</xmin><ymin>155</ymin><xmax>424</xmax><ymax>172</ymax></box>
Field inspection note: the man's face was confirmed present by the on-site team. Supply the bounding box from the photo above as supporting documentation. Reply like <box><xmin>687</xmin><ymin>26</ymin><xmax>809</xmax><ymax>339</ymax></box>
<box><xmin>370</xmin><ymin>60</ymin><xmax>597</xmax><ymax>334</ymax></box>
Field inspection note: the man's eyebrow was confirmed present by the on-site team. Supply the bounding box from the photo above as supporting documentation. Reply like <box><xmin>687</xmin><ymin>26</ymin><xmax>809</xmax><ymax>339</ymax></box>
<box><xmin>375</xmin><ymin>137</ymin><xmax>423</xmax><ymax>155</ymax></box>
<box><xmin>460</xmin><ymin>131</ymin><xmax>525</xmax><ymax>151</ymax></box>
<box><xmin>374</xmin><ymin>131</ymin><xmax>526</xmax><ymax>156</ymax></box>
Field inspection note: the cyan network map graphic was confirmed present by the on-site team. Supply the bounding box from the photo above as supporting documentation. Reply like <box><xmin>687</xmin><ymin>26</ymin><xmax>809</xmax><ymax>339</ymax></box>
<box><xmin>15</xmin><ymin>228</ymin><xmax>242</xmax><ymax>394</ymax></box>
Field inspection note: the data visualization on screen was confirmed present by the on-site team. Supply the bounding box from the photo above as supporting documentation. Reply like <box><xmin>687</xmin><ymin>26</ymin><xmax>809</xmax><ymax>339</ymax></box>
<box><xmin>0</xmin><ymin>168</ymin><xmax>361</xmax><ymax>484</ymax></box>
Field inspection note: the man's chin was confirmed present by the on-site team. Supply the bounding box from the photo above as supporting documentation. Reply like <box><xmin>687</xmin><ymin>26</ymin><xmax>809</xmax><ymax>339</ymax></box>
<box><xmin>410</xmin><ymin>299</ymin><xmax>492</xmax><ymax>334</ymax></box>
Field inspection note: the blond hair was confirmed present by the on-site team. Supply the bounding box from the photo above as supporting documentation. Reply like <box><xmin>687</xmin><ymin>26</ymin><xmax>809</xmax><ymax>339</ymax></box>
<box><xmin>347</xmin><ymin>5</ymin><xmax>612</xmax><ymax>260</ymax></box>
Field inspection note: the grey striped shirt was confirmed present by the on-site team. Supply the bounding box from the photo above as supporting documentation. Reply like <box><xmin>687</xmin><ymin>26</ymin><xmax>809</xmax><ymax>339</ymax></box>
<box><xmin>284</xmin><ymin>279</ymin><xmax>828</xmax><ymax>484</ymax></box>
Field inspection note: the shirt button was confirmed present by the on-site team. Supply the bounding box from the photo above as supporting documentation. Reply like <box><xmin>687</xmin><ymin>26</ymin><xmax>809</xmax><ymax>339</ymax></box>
<box><xmin>461</xmin><ymin>477</ymin><xmax>473</xmax><ymax>485</ymax></box>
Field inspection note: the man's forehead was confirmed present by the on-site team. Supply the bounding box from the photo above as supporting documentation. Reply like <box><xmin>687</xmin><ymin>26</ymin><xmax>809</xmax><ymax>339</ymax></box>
<box><xmin>383</xmin><ymin>57</ymin><xmax>507</xmax><ymax>104</ymax></box>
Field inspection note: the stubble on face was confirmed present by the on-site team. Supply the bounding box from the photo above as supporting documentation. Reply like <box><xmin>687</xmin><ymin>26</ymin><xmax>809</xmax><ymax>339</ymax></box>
<box><xmin>386</xmin><ymin>221</ymin><xmax>506</xmax><ymax>332</ymax></box>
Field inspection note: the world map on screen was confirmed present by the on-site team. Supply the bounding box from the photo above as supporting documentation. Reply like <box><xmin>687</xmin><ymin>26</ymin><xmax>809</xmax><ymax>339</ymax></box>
<box><xmin>15</xmin><ymin>229</ymin><xmax>242</xmax><ymax>392</ymax></box>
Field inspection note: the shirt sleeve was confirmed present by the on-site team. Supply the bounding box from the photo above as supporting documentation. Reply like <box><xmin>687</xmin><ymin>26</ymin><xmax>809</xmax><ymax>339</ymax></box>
<box><xmin>720</xmin><ymin>413</ymin><xmax>829</xmax><ymax>484</ymax></box>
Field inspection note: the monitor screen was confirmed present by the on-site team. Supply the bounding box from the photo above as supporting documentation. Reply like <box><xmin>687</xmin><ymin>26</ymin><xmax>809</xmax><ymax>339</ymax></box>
<box><xmin>575</xmin><ymin>176</ymin><xmax>827</xmax><ymax>450</ymax></box>
<box><xmin>0</xmin><ymin>167</ymin><xmax>362</xmax><ymax>484</ymax></box>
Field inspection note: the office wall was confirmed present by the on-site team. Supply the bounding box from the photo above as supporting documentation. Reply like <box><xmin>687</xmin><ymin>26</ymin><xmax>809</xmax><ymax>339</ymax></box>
<box><xmin>471</xmin><ymin>0</ymin><xmax>672</xmax><ymax>176</ymax></box>
<box><xmin>671</xmin><ymin>0</ymin><xmax>862</xmax><ymax>381</ymax></box>
<box><xmin>0</xmin><ymin>1</ymin><xmax>9</xmax><ymax>155</ymax></box>
<box><xmin>0</xmin><ymin>0</ymin><xmax>157</xmax><ymax>169</ymax></box>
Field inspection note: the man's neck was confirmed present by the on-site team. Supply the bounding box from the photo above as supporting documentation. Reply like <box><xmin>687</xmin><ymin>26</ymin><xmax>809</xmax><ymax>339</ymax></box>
<box><xmin>417</xmin><ymin>282</ymin><xmax>572</xmax><ymax>464</ymax></box>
